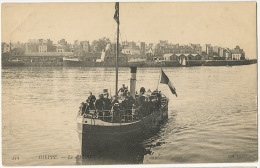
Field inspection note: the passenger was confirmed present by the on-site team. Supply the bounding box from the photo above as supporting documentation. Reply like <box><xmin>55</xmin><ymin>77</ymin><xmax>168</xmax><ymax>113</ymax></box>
<box><xmin>122</xmin><ymin>94</ymin><xmax>133</xmax><ymax>116</ymax></box>
<box><xmin>87</xmin><ymin>92</ymin><xmax>96</xmax><ymax>110</ymax></box>
<box><xmin>138</xmin><ymin>93</ymin><xmax>145</xmax><ymax>106</ymax></box>
<box><xmin>112</xmin><ymin>103</ymin><xmax>121</xmax><ymax>122</ymax></box>
<box><xmin>118</xmin><ymin>84</ymin><xmax>128</xmax><ymax>96</ymax></box>
<box><xmin>126</xmin><ymin>91</ymin><xmax>133</xmax><ymax>101</ymax></box>
<box><xmin>146</xmin><ymin>89</ymin><xmax>152</xmax><ymax>97</ymax></box>
<box><xmin>95</xmin><ymin>94</ymin><xmax>104</xmax><ymax>117</ymax></box>
<box><xmin>123</xmin><ymin>89</ymin><xmax>128</xmax><ymax>97</ymax></box>
<box><xmin>152</xmin><ymin>90</ymin><xmax>161</xmax><ymax>110</ymax></box>
<box><xmin>140</xmin><ymin>87</ymin><xmax>146</xmax><ymax>95</ymax></box>
<box><xmin>143</xmin><ymin>97</ymin><xmax>150</xmax><ymax>116</ymax></box>
<box><xmin>103</xmin><ymin>93</ymin><xmax>112</xmax><ymax>111</ymax></box>
<box><xmin>132</xmin><ymin>104</ymin><xmax>137</xmax><ymax>115</ymax></box>
<box><xmin>135</xmin><ymin>91</ymin><xmax>139</xmax><ymax>100</ymax></box>
<box><xmin>79</xmin><ymin>102</ymin><xmax>86</xmax><ymax>115</ymax></box>
<box><xmin>84</xmin><ymin>101</ymin><xmax>90</xmax><ymax>114</ymax></box>
<box><xmin>111</xmin><ymin>95</ymin><xmax>119</xmax><ymax>106</ymax></box>
<box><xmin>138</xmin><ymin>93</ymin><xmax>146</xmax><ymax>117</ymax></box>
<box><xmin>147</xmin><ymin>96</ymin><xmax>153</xmax><ymax>115</ymax></box>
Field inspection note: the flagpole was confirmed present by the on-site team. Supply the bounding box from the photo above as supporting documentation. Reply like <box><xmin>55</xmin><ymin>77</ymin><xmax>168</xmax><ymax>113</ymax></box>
<box><xmin>157</xmin><ymin>68</ymin><xmax>161</xmax><ymax>90</ymax></box>
<box><xmin>115</xmin><ymin>2</ymin><xmax>119</xmax><ymax>96</ymax></box>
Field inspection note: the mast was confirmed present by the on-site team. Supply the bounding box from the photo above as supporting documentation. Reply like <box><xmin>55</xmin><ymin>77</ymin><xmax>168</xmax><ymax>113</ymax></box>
<box><xmin>114</xmin><ymin>2</ymin><xmax>120</xmax><ymax>96</ymax></box>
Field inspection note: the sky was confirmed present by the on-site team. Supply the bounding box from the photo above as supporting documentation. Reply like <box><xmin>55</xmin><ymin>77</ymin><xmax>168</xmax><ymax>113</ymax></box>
<box><xmin>1</xmin><ymin>2</ymin><xmax>257</xmax><ymax>58</ymax></box>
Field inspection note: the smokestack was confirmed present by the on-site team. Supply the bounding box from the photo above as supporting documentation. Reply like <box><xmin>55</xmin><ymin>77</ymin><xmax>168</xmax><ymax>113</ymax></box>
<box><xmin>130</xmin><ymin>67</ymin><xmax>137</xmax><ymax>98</ymax></box>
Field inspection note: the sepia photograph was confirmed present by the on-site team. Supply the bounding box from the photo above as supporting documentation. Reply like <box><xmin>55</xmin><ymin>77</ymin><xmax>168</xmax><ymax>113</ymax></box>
<box><xmin>1</xmin><ymin>1</ymin><xmax>258</xmax><ymax>166</ymax></box>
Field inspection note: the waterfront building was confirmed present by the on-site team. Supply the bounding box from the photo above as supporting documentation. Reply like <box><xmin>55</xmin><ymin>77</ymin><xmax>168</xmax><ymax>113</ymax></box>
<box><xmin>206</xmin><ymin>44</ymin><xmax>214</xmax><ymax>56</ymax></box>
<box><xmin>163</xmin><ymin>54</ymin><xmax>173</xmax><ymax>61</ymax></box>
<box><xmin>154</xmin><ymin>40</ymin><xmax>171</xmax><ymax>55</ymax></box>
<box><xmin>73</xmin><ymin>40</ymin><xmax>91</xmax><ymax>56</ymax></box>
<box><xmin>66</xmin><ymin>44</ymin><xmax>74</xmax><ymax>52</ymax></box>
<box><xmin>26</xmin><ymin>39</ymin><xmax>49</xmax><ymax>53</ymax></box>
<box><xmin>1</xmin><ymin>43</ymin><xmax>10</xmax><ymax>53</ymax></box>
<box><xmin>139</xmin><ymin>42</ymin><xmax>146</xmax><ymax>55</ymax></box>
<box><xmin>58</xmin><ymin>39</ymin><xmax>68</xmax><ymax>46</ymax></box>
<box><xmin>218</xmin><ymin>47</ymin><xmax>224</xmax><ymax>57</ymax></box>
<box><xmin>55</xmin><ymin>44</ymin><xmax>65</xmax><ymax>52</ymax></box>
<box><xmin>121</xmin><ymin>41</ymin><xmax>141</xmax><ymax>55</ymax></box>
<box><xmin>47</xmin><ymin>39</ymin><xmax>55</xmax><ymax>52</ymax></box>
<box><xmin>172</xmin><ymin>44</ymin><xmax>180</xmax><ymax>54</ymax></box>
<box><xmin>146</xmin><ymin>47</ymin><xmax>154</xmax><ymax>57</ymax></box>
<box><xmin>190</xmin><ymin>44</ymin><xmax>202</xmax><ymax>54</ymax></box>
<box><xmin>230</xmin><ymin>46</ymin><xmax>245</xmax><ymax>60</ymax></box>
<box><xmin>11</xmin><ymin>47</ymin><xmax>25</xmax><ymax>56</ymax></box>
<box><xmin>213</xmin><ymin>46</ymin><xmax>219</xmax><ymax>53</ymax></box>
<box><xmin>223</xmin><ymin>49</ymin><xmax>231</xmax><ymax>60</ymax></box>
<box><xmin>38</xmin><ymin>39</ymin><xmax>48</xmax><ymax>52</ymax></box>
<box><xmin>81</xmin><ymin>41</ymin><xmax>90</xmax><ymax>52</ymax></box>
<box><xmin>26</xmin><ymin>39</ymin><xmax>40</xmax><ymax>52</ymax></box>
<box><xmin>179</xmin><ymin>45</ymin><xmax>193</xmax><ymax>54</ymax></box>
<box><xmin>121</xmin><ymin>46</ymin><xmax>140</xmax><ymax>55</ymax></box>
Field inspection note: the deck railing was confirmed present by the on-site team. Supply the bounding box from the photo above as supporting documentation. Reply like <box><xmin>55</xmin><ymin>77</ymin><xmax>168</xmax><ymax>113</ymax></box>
<box><xmin>78</xmin><ymin>95</ymin><xmax>168</xmax><ymax>123</ymax></box>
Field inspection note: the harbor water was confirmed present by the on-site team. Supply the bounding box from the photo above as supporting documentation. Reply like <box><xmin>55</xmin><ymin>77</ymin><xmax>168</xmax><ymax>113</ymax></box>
<box><xmin>2</xmin><ymin>65</ymin><xmax>257</xmax><ymax>165</ymax></box>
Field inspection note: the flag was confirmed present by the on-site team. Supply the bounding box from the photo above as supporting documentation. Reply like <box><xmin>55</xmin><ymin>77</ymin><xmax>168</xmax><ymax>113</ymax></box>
<box><xmin>160</xmin><ymin>69</ymin><xmax>177</xmax><ymax>97</ymax></box>
<box><xmin>114</xmin><ymin>2</ymin><xmax>120</xmax><ymax>24</ymax></box>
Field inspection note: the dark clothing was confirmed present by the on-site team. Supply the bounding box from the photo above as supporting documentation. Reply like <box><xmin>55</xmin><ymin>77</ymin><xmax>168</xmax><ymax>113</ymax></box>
<box><xmin>122</xmin><ymin>98</ymin><xmax>133</xmax><ymax>113</ymax></box>
<box><xmin>103</xmin><ymin>98</ymin><xmax>112</xmax><ymax>110</ymax></box>
<box><xmin>112</xmin><ymin>104</ymin><xmax>121</xmax><ymax>122</ymax></box>
<box><xmin>138</xmin><ymin>95</ymin><xmax>145</xmax><ymax>106</ymax></box>
<box><xmin>111</xmin><ymin>98</ymin><xmax>119</xmax><ymax>105</ymax></box>
<box><xmin>147</xmin><ymin>100</ymin><xmax>153</xmax><ymax>114</ymax></box>
<box><xmin>80</xmin><ymin>103</ymin><xmax>86</xmax><ymax>115</ymax></box>
<box><xmin>140</xmin><ymin>87</ymin><xmax>146</xmax><ymax>94</ymax></box>
<box><xmin>118</xmin><ymin>86</ymin><xmax>128</xmax><ymax>96</ymax></box>
<box><xmin>87</xmin><ymin>95</ymin><xmax>96</xmax><ymax>110</ymax></box>
<box><xmin>95</xmin><ymin>99</ymin><xmax>104</xmax><ymax>110</ymax></box>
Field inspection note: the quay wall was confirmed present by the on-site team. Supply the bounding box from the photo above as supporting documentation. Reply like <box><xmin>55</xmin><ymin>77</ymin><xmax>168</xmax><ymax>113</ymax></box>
<box><xmin>203</xmin><ymin>59</ymin><xmax>257</xmax><ymax>66</ymax></box>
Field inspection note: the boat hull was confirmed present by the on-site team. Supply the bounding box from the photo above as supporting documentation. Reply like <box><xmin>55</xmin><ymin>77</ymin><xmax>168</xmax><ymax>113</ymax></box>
<box><xmin>2</xmin><ymin>61</ymin><xmax>25</xmax><ymax>67</ymax></box>
<box><xmin>203</xmin><ymin>60</ymin><xmax>257</xmax><ymax>66</ymax></box>
<box><xmin>63</xmin><ymin>59</ymin><xmax>84</xmax><ymax>67</ymax></box>
<box><xmin>77</xmin><ymin>107</ymin><xmax>168</xmax><ymax>156</ymax></box>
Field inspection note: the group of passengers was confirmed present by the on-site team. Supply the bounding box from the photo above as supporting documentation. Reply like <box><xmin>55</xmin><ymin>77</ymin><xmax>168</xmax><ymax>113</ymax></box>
<box><xmin>79</xmin><ymin>84</ymin><xmax>163</xmax><ymax>121</ymax></box>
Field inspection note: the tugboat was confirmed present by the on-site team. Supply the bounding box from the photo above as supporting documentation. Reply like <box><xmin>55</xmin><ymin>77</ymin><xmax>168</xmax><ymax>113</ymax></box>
<box><xmin>76</xmin><ymin>2</ymin><xmax>177</xmax><ymax>156</ymax></box>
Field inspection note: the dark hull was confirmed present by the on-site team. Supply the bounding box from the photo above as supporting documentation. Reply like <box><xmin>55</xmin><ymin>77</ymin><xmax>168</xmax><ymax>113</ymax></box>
<box><xmin>77</xmin><ymin>107</ymin><xmax>168</xmax><ymax>156</ymax></box>
<box><xmin>203</xmin><ymin>59</ymin><xmax>257</xmax><ymax>66</ymax></box>
<box><xmin>127</xmin><ymin>62</ymin><xmax>146</xmax><ymax>67</ymax></box>
<box><xmin>187</xmin><ymin>60</ymin><xmax>206</xmax><ymax>66</ymax></box>
<box><xmin>94</xmin><ymin>61</ymin><xmax>128</xmax><ymax>67</ymax></box>
<box><xmin>2</xmin><ymin>61</ymin><xmax>25</xmax><ymax>67</ymax></box>
<box><xmin>63</xmin><ymin>60</ymin><xmax>85</xmax><ymax>67</ymax></box>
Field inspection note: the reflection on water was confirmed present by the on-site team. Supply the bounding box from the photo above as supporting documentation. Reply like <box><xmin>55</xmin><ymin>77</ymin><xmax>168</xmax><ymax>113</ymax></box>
<box><xmin>2</xmin><ymin>65</ymin><xmax>257</xmax><ymax>166</ymax></box>
<box><xmin>76</xmin><ymin>144</ymin><xmax>149</xmax><ymax>165</ymax></box>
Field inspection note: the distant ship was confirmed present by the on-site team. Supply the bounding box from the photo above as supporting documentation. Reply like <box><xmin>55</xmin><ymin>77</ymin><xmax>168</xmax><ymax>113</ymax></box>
<box><xmin>127</xmin><ymin>58</ymin><xmax>146</xmax><ymax>67</ymax></box>
<box><xmin>63</xmin><ymin>56</ymin><xmax>84</xmax><ymax>67</ymax></box>
<box><xmin>2</xmin><ymin>57</ymin><xmax>25</xmax><ymax>67</ymax></box>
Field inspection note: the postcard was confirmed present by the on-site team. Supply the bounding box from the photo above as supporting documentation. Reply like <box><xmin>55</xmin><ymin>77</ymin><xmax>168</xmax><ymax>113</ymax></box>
<box><xmin>1</xmin><ymin>2</ymin><xmax>257</xmax><ymax>166</ymax></box>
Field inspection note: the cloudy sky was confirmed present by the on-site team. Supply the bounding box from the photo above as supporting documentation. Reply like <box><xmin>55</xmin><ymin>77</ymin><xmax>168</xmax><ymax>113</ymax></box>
<box><xmin>2</xmin><ymin>2</ymin><xmax>257</xmax><ymax>58</ymax></box>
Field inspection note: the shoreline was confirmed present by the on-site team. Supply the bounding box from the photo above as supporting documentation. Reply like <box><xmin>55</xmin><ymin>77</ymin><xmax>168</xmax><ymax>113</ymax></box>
<box><xmin>2</xmin><ymin>59</ymin><xmax>257</xmax><ymax>67</ymax></box>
